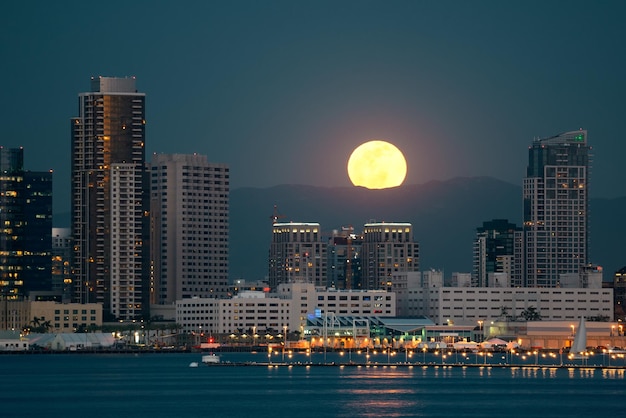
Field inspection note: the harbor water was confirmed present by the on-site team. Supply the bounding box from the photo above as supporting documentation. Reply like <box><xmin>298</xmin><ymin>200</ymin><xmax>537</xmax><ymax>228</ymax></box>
<box><xmin>1</xmin><ymin>351</ymin><xmax>624</xmax><ymax>417</ymax></box>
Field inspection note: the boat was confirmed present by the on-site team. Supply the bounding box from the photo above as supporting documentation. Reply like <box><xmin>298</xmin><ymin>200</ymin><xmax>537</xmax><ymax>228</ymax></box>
<box><xmin>189</xmin><ymin>362</ymin><xmax>199</xmax><ymax>368</ymax></box>
<box><xmin>569</xmin><ymin>317</ymin><xmax>588</xmax><ymax>360</ymax></box>
<box><xmin>201</xmin><ymin>353</ymin><xmax>221</xmax><ymax>364</ymax></box>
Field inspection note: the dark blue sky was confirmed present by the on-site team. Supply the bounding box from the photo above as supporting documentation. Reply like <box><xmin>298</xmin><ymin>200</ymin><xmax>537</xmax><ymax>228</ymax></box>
<box><xmin>2</xmin><ymin>1</ymin><xmax>625</xmax><ymax>214</ymax></box>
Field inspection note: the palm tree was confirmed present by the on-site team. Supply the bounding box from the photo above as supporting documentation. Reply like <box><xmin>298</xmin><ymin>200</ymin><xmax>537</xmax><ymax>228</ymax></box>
<box><xmin>521</xmin><ymin>306</ymin><xmax>542</xmax><ymax>321</ymax></box>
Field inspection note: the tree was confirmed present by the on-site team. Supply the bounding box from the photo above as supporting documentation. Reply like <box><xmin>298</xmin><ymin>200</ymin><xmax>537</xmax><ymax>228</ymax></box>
<box><xmin>521</xmin><ymin>306</ymin><xmax>542</xmax><ymax>321</ymax></box>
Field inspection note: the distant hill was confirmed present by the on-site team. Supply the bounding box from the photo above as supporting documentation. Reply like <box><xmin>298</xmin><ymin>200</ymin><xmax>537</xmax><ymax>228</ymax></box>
<box><xmin>54</xmin><ymin>176</ymin><xmax>626</xmax><ymax>282</ymax></box>
<box><xmin>229</xmin><ymin>177</ymin><xmax>626</xmax><ymax>282</ymax></box>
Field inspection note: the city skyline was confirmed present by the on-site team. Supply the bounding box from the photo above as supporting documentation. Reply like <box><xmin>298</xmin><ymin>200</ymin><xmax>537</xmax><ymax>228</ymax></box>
<box><xmin>2</xmin><ymin>1</ymin><xmax>626</xmax><ymax>216</ymax></box>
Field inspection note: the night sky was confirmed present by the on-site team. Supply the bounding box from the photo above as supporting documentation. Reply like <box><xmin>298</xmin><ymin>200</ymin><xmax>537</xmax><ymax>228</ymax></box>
<box><xmin>2</xmin><ymin>1</ymin><xmax>625</xmax><ymax>215</ymax></box>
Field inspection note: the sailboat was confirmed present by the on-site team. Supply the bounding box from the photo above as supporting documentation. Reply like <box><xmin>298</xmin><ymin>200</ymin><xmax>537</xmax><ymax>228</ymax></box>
<box><xmin>569</xmin><ymin>317</ymin><xmax>588</xmax><ymax>361</ymax></box>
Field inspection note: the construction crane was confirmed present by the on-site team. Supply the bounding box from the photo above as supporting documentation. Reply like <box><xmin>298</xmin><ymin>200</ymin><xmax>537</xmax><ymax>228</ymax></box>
<box><xmin>270</xmin><ymin>205</ymin><xmax>287</xmax><ymax>224</ymax></box>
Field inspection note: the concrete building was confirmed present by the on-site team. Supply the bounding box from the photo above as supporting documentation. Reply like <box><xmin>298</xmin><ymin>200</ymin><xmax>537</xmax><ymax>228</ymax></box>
<box><xmin>109</xmin><ymin>163</ymin><xmax>146</xmax><ymax>320</ymax></box>
<box><xmin>71</xmin><ymin>76</ymin><xmax>149</xmax><ymax>321</ymax></box>
<box><xmin>451</xmin><ymin>272</ymin><xmax>472</xmax><ymax>287</ymax></box>
<box><xmin>149</xmin><ymin>153</ymin><xmax>230</xmax><ymax>304</ymax></box>
<box><xmin>175</xmin><ymin>284</ymin><xmax>395</xmax><ymax>339</ymax></box>
<box><xmin>523</xmin><ymin>130</ymin><xmax>591</xmax><ymax>287</ymax></box>
<box><xmin>406</xmin><ymin>286</ymin><xmax>613</xmax><ymax>326</ymax></box>
<box><xmin>30</xmin><ymin>301</ymin><xmax>103</xmax><ymax>332</ymax></box>
<box><xmin>176</xmin><ymin>292</ymin><xmax>291</xmax><ymax>337</ymax></box>
<box><xmin>268</xmin><ymin>222</ymin><xmax>327</xmax><ymax>289</ymax></box>
<box><xmin>0</xmin><ymin>299</ymin><xmax>29</xmax><ymax>331</ymax></box>
<box><xmin>361</xmin><ymin>222</ymin><xmax>419</xmax><ymax>292</ymax></box>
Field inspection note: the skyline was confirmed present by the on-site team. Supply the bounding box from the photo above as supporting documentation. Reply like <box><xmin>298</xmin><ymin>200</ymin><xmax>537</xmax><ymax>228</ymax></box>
<box><xmin>2</xmin><ymin>1</ymin><xmax>626</xmax><ymax>216</ymax></box>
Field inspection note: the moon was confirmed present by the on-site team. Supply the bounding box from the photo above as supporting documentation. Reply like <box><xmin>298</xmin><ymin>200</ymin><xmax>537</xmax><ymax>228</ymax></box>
<box><xmin>347</xmin><ymin>140</ymin><xmax>407</xmax><ymax>189</ymax></box>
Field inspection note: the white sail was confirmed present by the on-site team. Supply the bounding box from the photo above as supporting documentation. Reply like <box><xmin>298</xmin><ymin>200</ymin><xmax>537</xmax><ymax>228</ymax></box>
<box><xmin>571</xmin><ymin>317</ymin><xmax>587</xmax><ymax>354</ymax></box>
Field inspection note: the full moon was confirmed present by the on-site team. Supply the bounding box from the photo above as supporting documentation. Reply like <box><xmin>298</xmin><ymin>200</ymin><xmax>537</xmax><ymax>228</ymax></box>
<box><xmin>347</xmin><ymin>140</ymin><xmax>407</xmax><ymax>189</ymax></box>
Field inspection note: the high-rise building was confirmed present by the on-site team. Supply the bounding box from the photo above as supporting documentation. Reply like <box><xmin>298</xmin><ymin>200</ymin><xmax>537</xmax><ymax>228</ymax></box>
<box><xmin>361</xmin><ymin>222</ymin><xmax>419</xmax><ymax>291</ymax></box>
<box><xmin>149</xmin><ymin>153</ymin><xmax>230</xmax><ymax>304</ymax></box>
<box><xmin>70</xmin><ymin>76</ymin><xmax>149</xmax><ymax>321</ymax></box>
<box><xmin>523</xmin><ymin>129</ymin><xmax>591</xmax><ymax>287</ymax></box>
<box><xmin>472</xmin><ymin>219</ymin><xmax>522</xmax><ymax>287</ymax></box>
<box><xmin>23</xmin><ymin>170</ymin><xmax>53</xmax><ymax>293</ymax></box>
<box><xmin>0</xmin><ymin>148</ymin><xmax>26</xmax><ymax>299</ymax></box>
<box><xmin>327</xmin><ymin>226</ymin><xmax>362</xmax><ymax>289</ymax></box>
<box><xmin>0</xmin><ymin>148</ymin><xmax>53</xmax><ymax>299</ymax></box>
<box><xmin>269</xmin><ymin>222</ymin><xmax>327</xmax><ymax>289</ymax></box>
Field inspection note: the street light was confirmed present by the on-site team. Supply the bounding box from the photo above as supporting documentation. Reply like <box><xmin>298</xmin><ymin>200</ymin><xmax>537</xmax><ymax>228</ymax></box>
<box><xmin>478</xmin><ymin>320</ymin><xmax>484</xmax><ymax>341</ymax></box>
<box><xmin>283</xmin><ymin>325</ymin><xmax>288</xmax><ymax>363</ymax></box>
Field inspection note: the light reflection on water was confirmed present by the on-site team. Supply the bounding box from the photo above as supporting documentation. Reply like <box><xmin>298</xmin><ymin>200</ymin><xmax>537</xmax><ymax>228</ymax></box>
<box><xmin>0</xmin><ymin>352</ymin><xmax>624</xmax><ymax>418</ymax></box>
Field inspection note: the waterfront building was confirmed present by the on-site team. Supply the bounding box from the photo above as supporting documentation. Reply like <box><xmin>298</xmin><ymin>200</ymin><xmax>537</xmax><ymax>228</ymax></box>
<box><xmin>176</xmin><ymin>292</ymin><xmax>291</xmax><ymax>337</ymax></box>
<box><xmin>175</xmin><ymin>283</ymin><xmax>395</xmax><ymax>338</ymax></box>
<box><xmin>0</xmin><ymin>330</ymin><xmax>29</xmax><ymax>351</ymax></box>
<box><xmin>472</xmin><ymin>219</ymin><xmax>521</xmax><ymax>287</ymax></box>
<box><xmin>327</xmin><ymin>226</ymin><xmax>363</xmax><ymax>289</ymax></box>
<box><xmin>490</xmin><ymin>319</ymin><xmax>624</xmax><ymax>350</ymax></box>
<box><xmin>268</xmin><ymin>222</ymin><xmax>327</xmax><ymax>289</ymax></box>
<box><xmin>30</xmin><ymin>300</ymin><xmax>103</xmax><ymax>332</ymax></box>
<box><xmin>362</xmin><ymin>222</ymin><xmax>419</xmax><ymax>289</ymax></box>
<box><xmin>523</xmin><ymin>130</ymin><xmax>591</xmax><ymax>287</ymax></box>
<box><xmin>406</xmin><ymin>285</ymin><xmax>613</xmax><ymax>326</ymax></box>
<box><xmin>0</xmin><ymin>299</ymin><xmax>102</xmax><ymax>332</ymax></box>
<box><xmin>149</xmin><ymin>153</ymin><xmax>230</xmax><ymax>304</ymax></box>
<box><xmin>70</xmin><ymin>76</ymin><xmax>149</xmax><ymax>321</ymax></box>
<box><xmin>0</xmin><ymin>148</ymin><xmax>52</xmax><ymax>299</ymax></box>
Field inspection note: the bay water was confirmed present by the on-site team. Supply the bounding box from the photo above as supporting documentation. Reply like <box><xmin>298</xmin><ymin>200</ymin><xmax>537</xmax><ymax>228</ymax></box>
<box><xmin>1</xmin><ymin>352</ymin><xmax>623</xmax><ymax>417</ymax></box>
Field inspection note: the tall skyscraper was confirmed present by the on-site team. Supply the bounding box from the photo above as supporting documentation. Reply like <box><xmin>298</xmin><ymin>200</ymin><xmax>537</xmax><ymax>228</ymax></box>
<box><xmin>472</xmin><ymin>219</ymin><xmax>521</xmax><ymax>287</ymax></box>
<box><xmin>149</xmin><ymin>153</ymin><xmax>230</xmax><ymax>304</ymax></box>
<box><xmin>0</xmin><ymin>148</ymin><xmax>26</xmax><ymax>299</ymax></box>
<box><xmin>523</xmin><ymin>129</ymin><xmax>591</xmax><ymax>287</ymax></box>
<box><xmin>71</xmin><ymin>76</ymin><xmax>149</xmax><ymax>321</ymax></box>
<box><xmin>361</xmin><ymin>222</ymin><xmax>419</xmax><ymax>290</ymax></box>
<box><xmin>0</xmin><ymin>147</ymin><xmax>53</xmax><ymax>299</ymax></box>
<box><xmin>269</xmin><ymin>222</ymin><xmax>327</xmax><ymax>289</ymax></box>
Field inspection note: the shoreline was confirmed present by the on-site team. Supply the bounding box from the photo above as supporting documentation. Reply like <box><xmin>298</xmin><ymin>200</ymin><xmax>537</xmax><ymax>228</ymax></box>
<box><xmin>197</xmin><ymin>361</ymin><xmax>626</xmax><ymax>370</ymax></box>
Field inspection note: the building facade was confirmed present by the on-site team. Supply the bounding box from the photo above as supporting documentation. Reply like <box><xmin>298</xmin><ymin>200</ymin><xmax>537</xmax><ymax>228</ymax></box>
<box><xmin>149</xmin><ymin>153</ymin><xmax>230</xmax><ymax>304</ymax></box>
<box><xmin>361</xmin><ymin>222</ymin><xmax>419</xmax><ymax>291</ymax></box>
<box><xmin>51</xmin><ymin>228</ymin><xmax>72</xmax><ymax>301</ymax></box>
<box><xmin>472</xmin><ymin>219</ymin><xmax>521</xmax><ymax>287</ymax></box>
<box><xmin>327</xmin><ymin>227</ymin><xmax>362</xmax><ymax>290</ymax></box>
<box><xmin>70</xmin><ymin>76</ymin><xmax>149</xmax><ymax>321</ymax></box>
<box><xmin>523</xmin><ymin>130</ymin><xmax>591</xmax><ymax>287</ymax></box>
<box><xmin>0</xmin><ymin>148</ymin><xmax>52</xmax><ymax>299</ymax></box>
<box><xmin>175</xmin><ymin>283</ymin><xmax>395</xmax><ymax>337</ymax></box>
<box><xmin>268</xmin><ymin>222</ymin><xmax>327</xmax><ymax>289</ymax></box>
<box><xmin>30</xmin><ymin>301</ymin><xmax>103</xmax><ymax>333</ymax></box>
<box><xmin>406</xmin><ymin>285</ymin><xmax>613</xmax><ymax>326</ymax></box>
